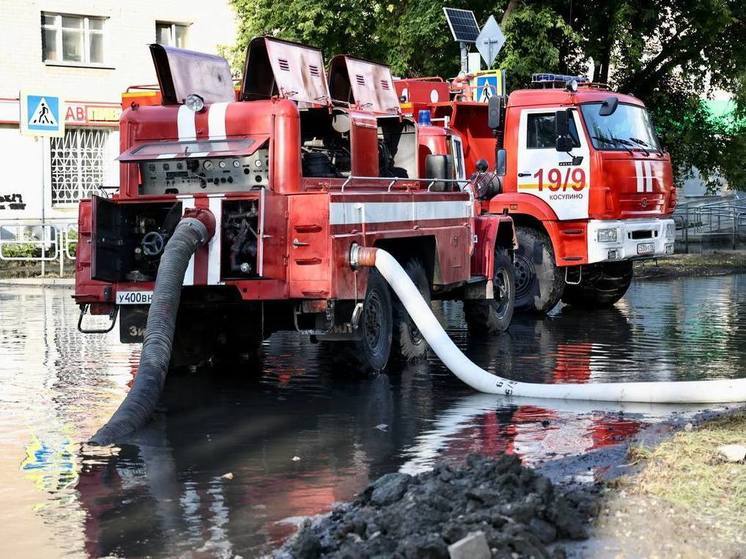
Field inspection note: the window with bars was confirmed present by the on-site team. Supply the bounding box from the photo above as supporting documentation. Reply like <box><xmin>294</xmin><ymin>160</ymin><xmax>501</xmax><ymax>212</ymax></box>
<box><xmin>155</xmin><ymin>22</ymin><xmax>189</xmax><ymax>48</ymax></box>
<box><xmin>41</xmin><ymin>12</ymin><xmax>107</xmax><ymax>65</ymax></box>
<box><xmin>50</xmin><ymin>128</ymin><xmax>118</xmax><ymax>206</ymax></box>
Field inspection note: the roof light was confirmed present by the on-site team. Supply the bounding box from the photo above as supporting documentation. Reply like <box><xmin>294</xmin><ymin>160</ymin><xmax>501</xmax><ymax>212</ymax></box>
<box><xmin>185</xmin><ymin>94</ymin><xmax>205</xmax><ymax>112</ymax></box>
<box><xmin>418</xmin><ymin>109</ymin><xmax>432</xmax><ymax>126</ymax></box>
<box><xmin>531</xmin><ymin>73</ymin><xmax>589</xmax><ymax>89</ymax></box>
<box><xmin>566</xmin><ymin>79</ymin><xmax>579</xmax><ymax>92</ymax></box>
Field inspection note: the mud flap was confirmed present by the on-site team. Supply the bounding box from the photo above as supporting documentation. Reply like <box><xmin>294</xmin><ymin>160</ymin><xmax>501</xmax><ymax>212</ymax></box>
<box><xmin>120</xmin><ymin>305</ymin><xmax>148</xmax><ymax>343</ymax></box>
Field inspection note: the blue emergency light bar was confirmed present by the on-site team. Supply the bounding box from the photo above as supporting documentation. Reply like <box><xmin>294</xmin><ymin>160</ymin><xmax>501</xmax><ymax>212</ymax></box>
<box><xmin>531</xmin><ymin>73</ymin><xmax>589</xmax><ymax>86</ymax></box>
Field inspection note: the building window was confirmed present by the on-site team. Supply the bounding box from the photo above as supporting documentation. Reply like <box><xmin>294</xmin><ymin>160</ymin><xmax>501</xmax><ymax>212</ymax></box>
<box><xmin>156</xmin><ymin>22</ymin><xmax>189</xmax><ymax>48</ymax></box>
<box><xmin>50</xmin><ymin>129</ymin><xmax>118</xmax><ymax>206</ymax></box>
<box><xmin>41</xmin><ymin>13</ymin><xmax>106</xmax><ymax>65</ymax></box>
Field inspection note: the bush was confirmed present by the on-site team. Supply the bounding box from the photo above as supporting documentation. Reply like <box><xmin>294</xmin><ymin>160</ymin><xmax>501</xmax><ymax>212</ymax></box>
<box><xmin>0</xmin><ymin>242</ymin><xmax>42</xmax><ymax>259</ymax></box>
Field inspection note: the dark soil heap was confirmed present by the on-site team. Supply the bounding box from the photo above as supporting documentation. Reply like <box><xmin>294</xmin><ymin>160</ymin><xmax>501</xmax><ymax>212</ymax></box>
<box><xmin>276</xmin><ymin>454</ymin><xmax>597</xmax><ymax>559</ymax></box>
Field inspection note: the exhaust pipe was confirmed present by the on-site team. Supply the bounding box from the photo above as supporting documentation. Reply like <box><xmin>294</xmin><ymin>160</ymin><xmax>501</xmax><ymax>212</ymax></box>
<box><xmin>90</xmin><ymin>208</ymin><xmax>215</xmax><ymax>445</ymax></box>
<box><xmin>354</xmin><ymin>245</ymin><xmax>746</xmax><ymax>404</ymax></box>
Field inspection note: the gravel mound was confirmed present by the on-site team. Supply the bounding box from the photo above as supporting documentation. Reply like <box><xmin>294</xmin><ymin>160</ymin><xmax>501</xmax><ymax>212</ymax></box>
<box><xmin>275</xmin><ymin>454</ymin><xmax>597</xmax><ymax>558</ymax></box>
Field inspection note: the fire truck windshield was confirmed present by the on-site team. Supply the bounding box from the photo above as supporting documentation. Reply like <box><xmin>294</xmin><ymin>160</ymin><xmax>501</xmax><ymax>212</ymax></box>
<box><xmin>581</xmin><ymin>102</ymin><xmax>660</xmax><ymax>152</ymax></box>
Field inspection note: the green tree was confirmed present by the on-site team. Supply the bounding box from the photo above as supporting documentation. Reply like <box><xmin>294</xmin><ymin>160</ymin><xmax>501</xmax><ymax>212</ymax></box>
<box><xmin>228</xmin><ymin>0</ymin><xmax>746</xmax><ymax>190</ymax></box>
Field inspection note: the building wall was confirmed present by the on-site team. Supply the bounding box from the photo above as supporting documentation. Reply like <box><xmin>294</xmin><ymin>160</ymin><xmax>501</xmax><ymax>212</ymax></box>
<box><xmin>0</xmin><ymin>0</ymin><xmax>237</xmax><ymax>102</ymax></box>
<box><xmin>0</xmin><ymin>1</ymin><xmax>237</xmax><ymax>225</ymax></box>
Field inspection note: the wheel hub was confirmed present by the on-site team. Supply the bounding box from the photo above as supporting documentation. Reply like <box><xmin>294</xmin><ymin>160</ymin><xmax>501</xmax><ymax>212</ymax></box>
<box><xmin>493</xmin><ymin>268</ymin><xmax>511</xmax><ymax>319</ymax></box>
<box><xmin>364</xmin><ymin>292</ymin><xmax>384</xmax><ymax>349</ymax></box>
<box><xmin>513</xmin><ymin>253</ymin><xmax>536</xmax><ymax>300</ymax></box>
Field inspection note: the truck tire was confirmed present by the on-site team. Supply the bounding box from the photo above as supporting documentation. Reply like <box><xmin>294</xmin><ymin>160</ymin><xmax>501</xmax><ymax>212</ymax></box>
<box><xmin>464</xmin><ymin>248</ymin><xmax>515</xmax><ymax>335</ymax></box>
<box><xmin>339</xmin><ymin>268</ymin><xmax>393</xmax><ymax>373</ymax></box>
<box><xmin>513</xmin><ymin>226</ymin><xmax>564</xmax><ymax>314</ymax></box>
<box><xmin>391</xmin><ymin>258</ymin><xmax>430</xmax><ymax>362</ymax></box>
<box><xmin>561</xmin><ymin>261</ymin><xmax>633</xmax><ymax>309</ymax></box>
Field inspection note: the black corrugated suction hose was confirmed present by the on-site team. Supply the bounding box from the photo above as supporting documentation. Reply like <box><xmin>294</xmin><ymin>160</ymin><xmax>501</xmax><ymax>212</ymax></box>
<box><xmin>89</xmin><ymin>214</ymin><xmax>213</xmax><ymax>445</ymax></box>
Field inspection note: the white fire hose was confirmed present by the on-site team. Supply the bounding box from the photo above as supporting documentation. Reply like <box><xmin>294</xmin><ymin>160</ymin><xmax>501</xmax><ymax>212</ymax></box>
<box><xmin>353</xmin><ymin>246</ymin><xmax>746</xmax><ymax>404</ymax></box>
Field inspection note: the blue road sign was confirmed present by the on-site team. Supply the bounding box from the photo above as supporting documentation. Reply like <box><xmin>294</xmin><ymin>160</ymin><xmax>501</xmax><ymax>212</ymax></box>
<box><xmin>475</xmin><ymin>72</ymin><xmax>505</xmax><ymax>102</ymax></box>
<box><xmin>20</xmin><ymin>92</ymin><xmax>65</xmax><ymax>137</ymax></box>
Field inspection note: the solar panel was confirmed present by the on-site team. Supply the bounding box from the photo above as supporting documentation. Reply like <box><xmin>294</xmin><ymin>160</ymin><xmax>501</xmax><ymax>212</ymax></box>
<box><xmin>443</xmin><ymin>7</ymin><xmax>480</xmax><ymax>43</ymax></box>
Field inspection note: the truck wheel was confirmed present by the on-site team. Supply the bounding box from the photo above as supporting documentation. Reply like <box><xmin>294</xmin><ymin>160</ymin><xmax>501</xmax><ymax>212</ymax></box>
<box><xmin>354</xmin><ymin>268</ymin><xmax>393</xmax><ymax>372</ymax></box>
<box><xmin>514</xmin><ymin>226</ymin><xmax>564</xmax><ymax>314</ymax></box>
<box><xmin>391</xmin><ymin>259</ymin><xmax>430</xmax><ymax>362</ymax></box>
<box><xmin>561</xmin><ymin>261</ymin><xmax>633</xmax><ymax>309</ymax></box>
<box><xmin>464</xmin><ymin>248</ymin><xmax>515</xmax><ymax>334</ymax></box>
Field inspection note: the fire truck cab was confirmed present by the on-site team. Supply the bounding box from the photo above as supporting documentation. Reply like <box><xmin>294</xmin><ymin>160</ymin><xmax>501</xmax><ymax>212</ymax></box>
<box><xmin>74</xmin><ymin>38</ymin><xmax>517</xmax><ymax>372</ymax></box>
<box><xmin>398</xmin><ymin>74</ymin><xmax>676</xmax><ymax>313</ymax></box>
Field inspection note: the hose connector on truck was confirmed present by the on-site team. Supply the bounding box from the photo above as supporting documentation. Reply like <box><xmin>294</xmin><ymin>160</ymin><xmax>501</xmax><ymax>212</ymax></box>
<box><xmin>397</xmin><ymin>73</ymin><xmax>677</xmax><ymax>313</ymax></box>
<box><xmin>74</xmin><ymin>38</ymin><xmax>518</xmax><ymax>380</ymax></box>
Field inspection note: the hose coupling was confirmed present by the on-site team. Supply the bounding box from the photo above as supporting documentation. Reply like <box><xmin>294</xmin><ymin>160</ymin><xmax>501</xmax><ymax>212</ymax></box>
<box><xmin>349</xmin><ymin>244</ymin><xmax>377</xmax><ymax>269</ymax></box>
<box><xmin>182</xmin><ymin>207</ymin><xmax>216</xmax><ymax>245</ymax></box>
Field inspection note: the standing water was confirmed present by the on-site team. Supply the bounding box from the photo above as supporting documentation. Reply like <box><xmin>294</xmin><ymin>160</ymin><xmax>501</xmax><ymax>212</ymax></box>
<box><xmin>0</xmin><ymin>274</ymin><xmax>744</xmax><ymax>557</ymax></box>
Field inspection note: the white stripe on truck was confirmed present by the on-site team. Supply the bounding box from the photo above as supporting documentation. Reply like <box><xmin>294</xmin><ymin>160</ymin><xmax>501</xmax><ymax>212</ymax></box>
<box><xmin>177</xmin><ymin>105</ymin><xmax>197</xmax><ymax>141</ymax></box>
<box><xmin>329</xmin><ymin>200</ymin><xmax>472</xmax><ymax>226</ymax></box>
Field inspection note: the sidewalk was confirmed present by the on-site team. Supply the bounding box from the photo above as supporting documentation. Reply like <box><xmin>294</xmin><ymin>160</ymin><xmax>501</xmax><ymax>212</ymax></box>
<box><xmin>0</xmin><ymin>277</ymin><xmax>74</xmax><ymax>288</ymax></box>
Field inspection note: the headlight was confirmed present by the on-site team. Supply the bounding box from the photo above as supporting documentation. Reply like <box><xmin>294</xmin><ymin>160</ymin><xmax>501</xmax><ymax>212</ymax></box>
<box><xmin>665</xmin><ymin>222</ymin><xmax>675</xmax><ymax>237</ymax></box>
<box><xmin>185</xmin><ymin>93</ymin><xmax>205</xmax><ymax>112</ymax></box>
<box><xmin>597</xmin><ymin>228</ymin><xmax>618</xmax><ymax>243</ymax></box>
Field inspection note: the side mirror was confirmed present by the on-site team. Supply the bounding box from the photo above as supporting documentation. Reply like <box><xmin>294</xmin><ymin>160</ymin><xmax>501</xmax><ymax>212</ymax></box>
<box><xmin>425</xmin><ymin>154</ymin><xmax>454</xmax><ymax>192</ymax></box>
<box><xmin>496</xmin><ymin>148</ymin><xmax>507</xmax><ymax>176</ymax></box>
<box><xmin>488</xmin><ymin>96</ymin><xmax>502</xmax><ymax>130</ymax></box>
<box><xmin>555</xmin><ymin>109</ymin><xmax>569</xmax><ymax>137</ymax></box>
<box><xmin>599</xmin><ymin>96</ymin><xmax>619</xmax><ymax>116</ymax></box>
<box><xmin>554</xmin><ymin>109</ymin><xmax>573</xmax><ymax>153</ymax></box>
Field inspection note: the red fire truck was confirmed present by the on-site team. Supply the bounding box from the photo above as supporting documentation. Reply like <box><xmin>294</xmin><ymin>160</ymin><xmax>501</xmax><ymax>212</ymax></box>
<box><xmin>396</xmin><ymin>74</ymin><xmax>677</xmax><ymax>313</ymax></box>
<box><xmin>73</xmin><ymin>38</ymin><xmax>517</xmax><ymax>372</ymax></box>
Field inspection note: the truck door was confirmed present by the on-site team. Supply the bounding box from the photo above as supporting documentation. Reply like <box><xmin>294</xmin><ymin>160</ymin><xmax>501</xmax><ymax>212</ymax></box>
<box><xmin>516</xmin><ymin>108</ymin><xmax>591</xmax><ymax>220</ymax></box>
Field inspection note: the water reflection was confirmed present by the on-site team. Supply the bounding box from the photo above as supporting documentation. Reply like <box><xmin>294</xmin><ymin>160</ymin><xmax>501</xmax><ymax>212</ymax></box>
<box><xmin>0</xmin><ymin>274</ymin><xmax>744</xmax><ymax>557</ymax></box>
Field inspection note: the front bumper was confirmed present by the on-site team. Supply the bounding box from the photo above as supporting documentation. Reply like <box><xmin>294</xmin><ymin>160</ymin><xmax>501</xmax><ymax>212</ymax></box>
<box><xmin>587</xmin><ymin>218</ymin><xmax>675</xmax><ymax>264</ymax></box>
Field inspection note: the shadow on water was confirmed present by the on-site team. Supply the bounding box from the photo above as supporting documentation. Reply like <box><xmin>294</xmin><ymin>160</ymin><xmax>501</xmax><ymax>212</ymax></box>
<box><xmin>2</xmin><ymin>274</ymin><xmax>745</xmax><ymax>556</ymax></box>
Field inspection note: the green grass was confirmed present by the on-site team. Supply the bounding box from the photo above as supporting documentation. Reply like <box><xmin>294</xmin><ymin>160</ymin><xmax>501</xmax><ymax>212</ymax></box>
<box><xmin>627</xmin><ymin>412</ymin><xmax>746</xmax><ymax>531</ymax></box>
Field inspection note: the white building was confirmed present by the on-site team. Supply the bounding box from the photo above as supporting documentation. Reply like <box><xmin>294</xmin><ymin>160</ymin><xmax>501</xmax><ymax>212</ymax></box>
<box><xmin>0</xmin><ymin>1</ymin><xmax>237</xmax><ymax>224</ymax></box>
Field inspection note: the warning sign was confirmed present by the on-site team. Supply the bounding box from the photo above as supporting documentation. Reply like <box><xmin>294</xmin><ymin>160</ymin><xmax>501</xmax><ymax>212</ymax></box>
<box><xmin>471</xmin><ymin>70</ymin><xmax>506</xmax><ymax>103</ymax></box>
<box><xmin>20</xmin><ymin>92</ymin><xmax>65</xmax><ymax>137</ymax></box>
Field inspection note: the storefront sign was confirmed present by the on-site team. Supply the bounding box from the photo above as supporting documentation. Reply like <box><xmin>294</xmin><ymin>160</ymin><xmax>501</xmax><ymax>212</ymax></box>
<box><xmin>65</xmin><ymin>103</ymin><xmax>121</xmax><ymax>126</ymax></box>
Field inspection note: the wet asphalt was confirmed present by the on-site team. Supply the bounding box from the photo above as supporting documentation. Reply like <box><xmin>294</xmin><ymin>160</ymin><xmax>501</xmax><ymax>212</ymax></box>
<box><xmin>0</xmin><ymin>273</ymin><xmax>744</xmax><ymax>557</ymax></box>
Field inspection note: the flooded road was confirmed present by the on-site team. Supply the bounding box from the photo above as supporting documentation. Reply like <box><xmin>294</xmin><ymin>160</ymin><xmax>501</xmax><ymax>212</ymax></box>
<box><xmin>1</xmin><ymin>274</ymin><xmax>745</xmax><ymax>558</ymax></box>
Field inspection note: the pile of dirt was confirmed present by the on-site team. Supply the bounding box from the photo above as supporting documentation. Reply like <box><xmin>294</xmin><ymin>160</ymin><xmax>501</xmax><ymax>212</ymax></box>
<box><xmin>275</xmin><ymin>454</ymin><xmax>597</xmax><ymax>558</ymax></box>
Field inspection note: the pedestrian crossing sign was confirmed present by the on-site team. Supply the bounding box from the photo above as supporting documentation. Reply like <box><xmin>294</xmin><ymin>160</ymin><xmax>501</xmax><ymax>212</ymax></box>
<box><xmin>471</xmin><ymin>70</ymin><xmax>506</xmax><ymax>103</ymax></box>
<box><xmin>20</xmin><ymin>92</ymin><xmax>65</xmax><ymax>137</ymax></box>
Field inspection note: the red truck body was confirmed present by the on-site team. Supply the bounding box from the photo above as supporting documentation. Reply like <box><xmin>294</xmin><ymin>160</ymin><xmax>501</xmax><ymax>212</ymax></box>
<box><xmin>74</xmin><ymin>38</ymin><xmax>516</xmax><ymax>371</ymax></box>
<box><xmin>397</xmin><ymin>76</ymin><xmax>677</xmax><ymax>312</ymax></box>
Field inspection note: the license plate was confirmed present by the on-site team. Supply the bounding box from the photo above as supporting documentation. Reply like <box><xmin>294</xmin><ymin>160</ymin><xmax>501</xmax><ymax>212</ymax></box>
<box><xmin>116</xmin><ymin>291</ymin><xmax>153</xmax><ymax>305</ymax></box>
<box><xmin>637</xmin><ymin>242</ymin><xmax>655</xmax><ymax>255</ymax></box>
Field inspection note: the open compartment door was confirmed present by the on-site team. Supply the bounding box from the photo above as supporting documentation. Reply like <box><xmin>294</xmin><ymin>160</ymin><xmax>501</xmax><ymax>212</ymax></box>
<box><xmin>328</xmin><ymin>55</ymin><xmax>400</xmax><ymax>114</ymax></box>
<box><xmin>241</xmin><ymin>37</ymin><xmax>330</xmax><ymax>108</ymax></box>
<box><xmin>149</xmin><ymin>44</ymin><xmax>235</xmax><ymax>105</ymax></box>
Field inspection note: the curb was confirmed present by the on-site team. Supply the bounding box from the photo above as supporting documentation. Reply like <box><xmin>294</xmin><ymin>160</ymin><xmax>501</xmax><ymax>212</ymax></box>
<box><xmin>0</xmin><ymin>278</ymin><xmax>74</xmax><ymax>288</ymax></box>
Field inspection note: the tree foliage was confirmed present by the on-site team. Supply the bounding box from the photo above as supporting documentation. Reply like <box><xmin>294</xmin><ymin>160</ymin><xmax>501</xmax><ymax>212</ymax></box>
<box><xmin>229</xmin><ymin>0</ymin><xmax>746</xmax><ymax>190</ymax></box>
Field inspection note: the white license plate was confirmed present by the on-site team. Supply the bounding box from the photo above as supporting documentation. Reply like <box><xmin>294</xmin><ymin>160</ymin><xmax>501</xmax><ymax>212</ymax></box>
<box><xmin>116</xmin><ymin>291</ymin><xmax>153</xmax><ymax>305</ymax></box>
<box><xmin>637</xmin><ymin>242</ymin><xmax>655</xmax><ymax>255</ymax></box>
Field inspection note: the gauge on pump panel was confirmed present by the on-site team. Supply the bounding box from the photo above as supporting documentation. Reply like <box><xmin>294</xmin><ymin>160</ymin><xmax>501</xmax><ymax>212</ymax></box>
<box><xmin>203</xmin><ymin>160</ymin><xmax>214</xmax><ymax>171</ymax></box>
<box><xmin>232</xmin><ymin>160</ymin><xmax>240</xmax><ymax>168</ymax></box>
<box><xmin>254</xmin><ymin>159</ymin><xmax>262</xmax><ymax>168</ymax></box>
<box><xmin>219</xmin><ymin>160</ymin><xmax>227</xmax><ymax>169</ymax></box>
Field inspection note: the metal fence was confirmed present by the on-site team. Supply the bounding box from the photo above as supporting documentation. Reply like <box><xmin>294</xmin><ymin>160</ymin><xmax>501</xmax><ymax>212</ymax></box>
<box><xmin>673</xmin><ymin>197</ymin><xmax>746</xmax><ymax>252</ymax></box>
<box><xmin>0</xmin><ymin>221</ymin><xmax>77</xmax><ymax>276</ymax></box>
